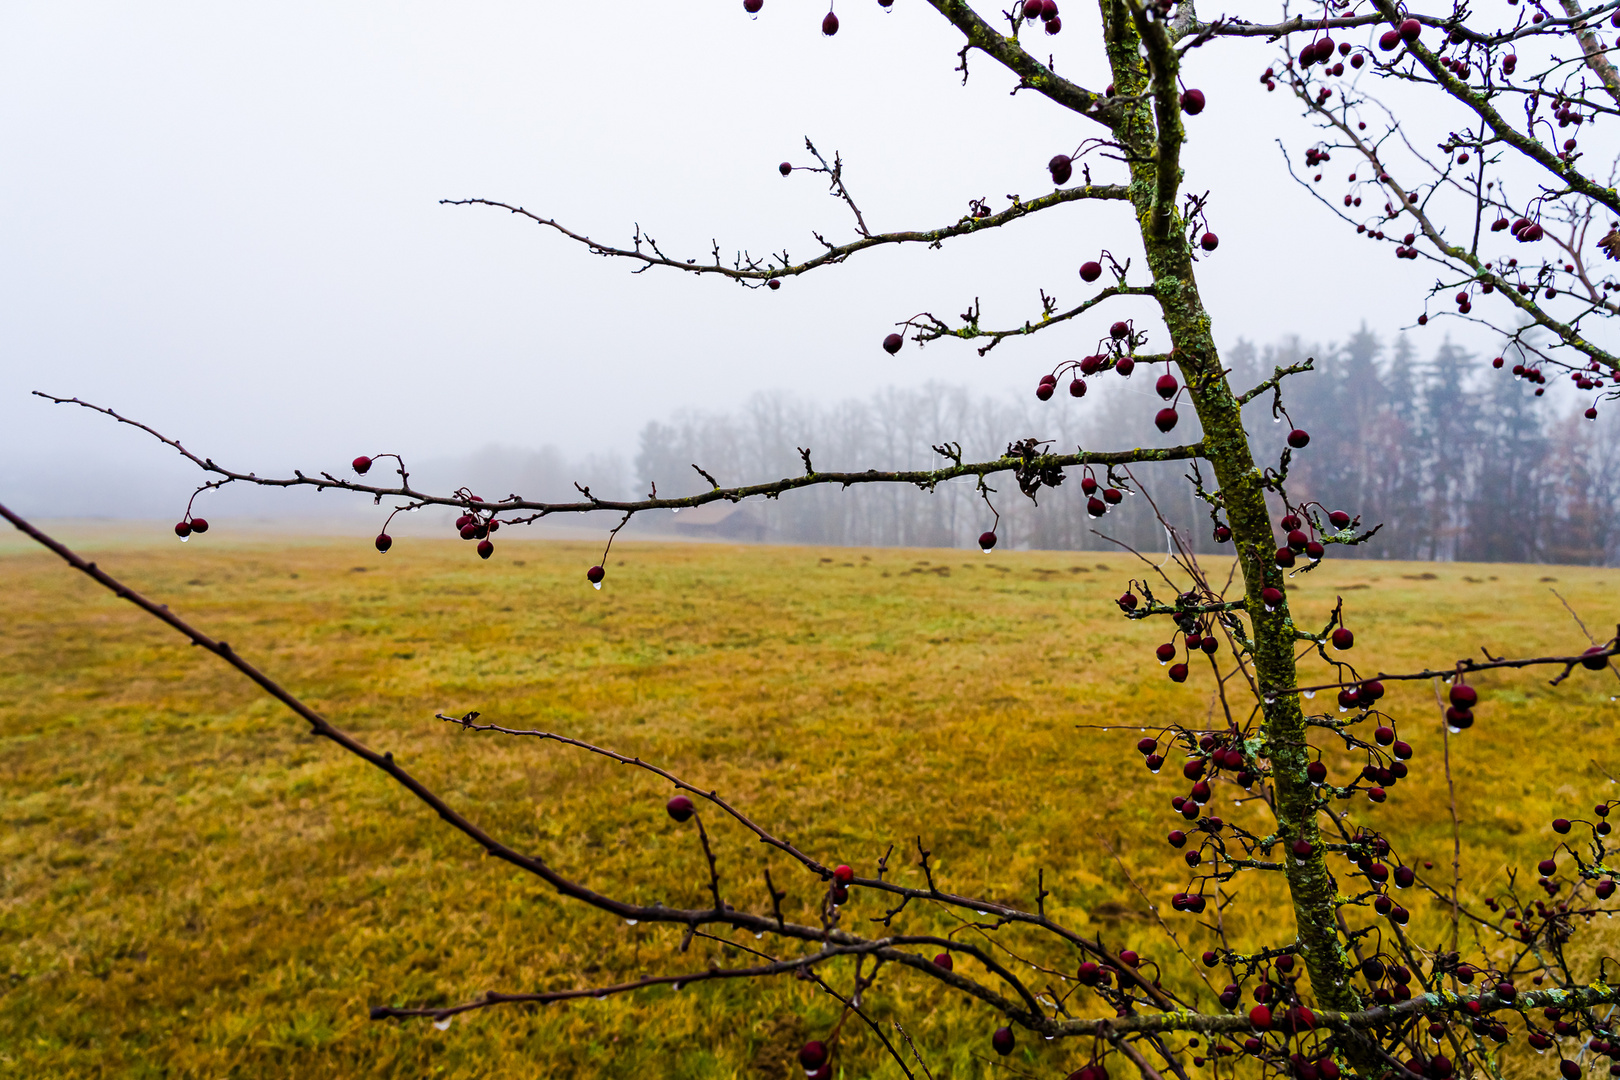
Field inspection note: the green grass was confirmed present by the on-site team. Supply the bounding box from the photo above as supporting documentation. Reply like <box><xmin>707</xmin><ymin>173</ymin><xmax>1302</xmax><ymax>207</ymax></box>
<box><xmin>1</xmin><ymin>535</ymin><xmax>1617</xmax><ymax>1078</ymax></box>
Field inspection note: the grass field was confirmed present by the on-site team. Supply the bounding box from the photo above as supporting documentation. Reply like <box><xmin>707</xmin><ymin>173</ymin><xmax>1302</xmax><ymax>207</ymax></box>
<box><xmin>2</xmin><ymin>532</ymin><xmax>1617</xmax><ymax>1078</ymax></box>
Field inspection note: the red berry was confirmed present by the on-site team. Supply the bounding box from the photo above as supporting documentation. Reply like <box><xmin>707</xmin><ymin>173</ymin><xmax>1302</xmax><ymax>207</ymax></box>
<box><xmin>352</xmin><ymin>456</ymin><xmax>372</xmax><ymax>474</ymax></box>
<box><xmin>1069</xmin><ymin>378</ymin><xmax>1087</xmax><ymax>398</ymax></box>
<box><xmin>992</xmin><ymin>1026</ymin><xmax>1015</xmax><ymax>1055</ymax></box>
<box><xmin>1287</xmin><ymin>428</ymin><xmax>1311</xmax><ymax>449</ymax></box>
<box><xmin>477</xmin><ymin>539</ymin><xmax>494</xmax><ymax>559</ymax></box>
<box><xmin>1331</xmin><ymin>628</ymin><xmax>1354</xmax><ymax>650</ymax></box>
<box><xmin>375</xmin><ymin>533</ymin><xmax>392</xmax><ymax>553</ymax></box>
<box><xmin>1049</xmin><ymin>154</ymin><xmax>1073</xmax><ymax>185</ymax></box>
<box><xmin>1261</xmin><ymin>586</ymin><xmax>1283</xmax><ymax>607</ymax></box>
<box><xmin>822</xmin><ymin>11</ymin><xmax>839</xmax><ymax>35</ymax></box>
<box><xmin>1103</xmin><ymin>487</ymin><xmax>1122</xmax><ymax>505</ymax></box>
<box><xmin>745</xmin><ymin>0</ymin><xmax>763</xmax><ymax>11</ymax></box>
<box><xmin>834</xmin><ymin>864</ymin><xmax>854</xmax><ymax>885</ymax></box>
<box><xmin>1155</xmin><ymin>407</ymin><xmax>1179</xmax><ymax>432</ymax></box>
<box><xmin>1110</xmin><ymin>320</ymin><xmax>1129</xmax><ymax>340</ymax></box>
<box><xmin>1328</xmin><ymin>510</ymin><xmax>1351</xmax><ymax>529</ymax></box>
<box><xmin>779</xmin><ymin>161</ymin><xmax>792</xmax><ymax>176</ymax></box>
<box><xmin>1180</xmin><ymin>89</ymin><xmax>1206</xmax><ymax>114</ymax></box>
<box><xmin>189</xmin><ymin>518</ymin><xmax>209</xmax><ymax>534</ymax></box>
<box><xmin>1448</xmin><ymin>684</ymin><xmax>1477</xmax><ymax>709</ymax></box>
<box><xmin>1156</xmin><ymin>373</ymin><xmax>1179</xmax><ymax>399</ymax></box>
<box><xmin>1036</xmin><ymin>382</ymin><xmax>1055</xmax><ymax>401</ymax></box>
<box><xmin>1445</xmin><ymin>706</ymin><xmax>1474</xmax><ymax>730</ymax></box>
<box><xmin>934</xmin><ymin>952</ymin><xmax>953</xmax><ymax>970</ymax></box>
<box><xmin>1200</xmin><ymin>232</ymin><xmax>1218</xmax><ymax>251</ymax></box>
<box><xmin>1399</xmin><ymin>17</ymin><xmax>1421</xmax><ymax>41</ymax></box>
<box><xmin>587</xmin><ymin>565</ymin><xmax>606</xmax><ymax>585</ymax></box>
<box><xmin>174</xmin><ymin>521</ymin><xmax>192</xmax><ymax>538</ymax></box>
<box><xmin>1156</xmin><ymin>643</ymin><xmax>1177</xmax><ymax>663</ymax></box>
<box><xmin>799</xmin><ymin>1041</ymin><xmax>828</xmax><ymax>1069</ymax></box>
<box><xmin>1115</xmin><ymin>356</ymin><xmax>1135</xmax><ymax>376</ymax></box>
<box><xmin>1379</xmin><ymin>29</ymin><xmax>1400</xmax><ymax>50</ymax></box>
<box><xmin>1582</xmin><ymin>646</ymin><xmax>1610</xmax><ymax>671</ymax></box>
<box><xmin>1080</xmin><ymin>261</ymin><xmax>1102</xmax><ymax>282</ymax></box>
<box><xmin>1275</xmin><ymin>547</ymin><xmax>1296</xmax><ymax>568</ymax></box>
<box><xmin>978</xmin><ymin>531</ymin><xmax>998</xmax><ymax>552</ymax></box>
<box><xmin>1250</xmin><ymin>1005</ymin><xmax>1272</xmax><ymax>1029</ymax></box>
<box><xmin>882</xmin><ymin>333</ymin><xmax>903</xmax><ymax>355</ymax></box>
<box><xmin>1214</xmin><ymin>525</ymin><xmax>1231</xmax><ymax>543</ymax></box>
<box><xmin>1169</xmin><ymin>662</ymin><xmax>1189</xmax><ymax>683</ymax></box>
<box><xmin>1306</xmin><ymin>761</ymin><xmax>1327</xmax><ymax>784</ymax></box>
<box><xmin>666</xmin><ymin>795</ymin><xmax>695</xmax><ymax>822</ymax></box>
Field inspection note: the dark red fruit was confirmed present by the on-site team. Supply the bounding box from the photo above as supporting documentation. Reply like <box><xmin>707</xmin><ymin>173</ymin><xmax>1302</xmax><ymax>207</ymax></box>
<box><xmin>1103</xmin><ymin>487</ymin><xmax>1123</xmax><ymax>505</ymax></box>
<box><xmin>1275</xmin><ymin>547</ymin><xmax>1296</xmax><ymax>568</ymax></box>
<box><xmin>779</xmin><ymin>161</ymin><xmax>792</xmax><ymax>176</ymax></box>
<box><xmin>1379</xmin><ymin>29</ymin><xmax>1400</xmax><ymax>50</ymax></box>
<box><xmin>1156</xmin><ymin>373</ymin><xmax>1179</xmax><ymax>399</ymax></box>
<box><xmin>1069</xmin><ymin>378</ymin><xmax>1087</xmax><ymax>398</ymax></box>
<box><xmin>1115</xmin><ymin>356</ymin><xmax>1135</xmax><ymax>376</ymax></box>
<box><xmin>1448</xmin><ymin>683</ymin><xmax>1477</xmax><ymax>709</ymax></box>
<box><xmin>1110</xmin><ymin>320</ymin><xmax>1130</xmax><ymax>340</ymax></box>
<box><xmin>1393</xmin><ymin>740</ymin><xmax>1412</xmax><ymax>760</ymax></box>
<box><xmin>1287</xmin><ymin>529</ymin><xmax>1309</xmax><ymax>551</ymax></box>
<box><xmin>800</xmin><ymin>1041</ymin><xmax>828</xmax><ymax>1068</ymax></box>
<box><xmin>1214</xmin><ymin>525</ymin><xmax>1231</xmax><ymax>543</ymax></box>
<box><xmin>1169</xmin><ymin>662</ymin><xmax>1189</xmax><ymax>683</ymax></box>
<box><xmin>1582</xmin><ymin>646</ymin><xmax>1611</xmax><ymax>671</ymax></box>
<box><xmin>1553</xmin><ymin>818</ymin><xmax>1572</xmax><ymax>834</ymax></box>
<box><xmin>477</xmin><ymin>539</ymin><xmax>494</xmax><ymax>559</ymax></box>
<box><xmin>882</xmin><ymin>333</ymin><xmax>903</xmax><ymax>355</ymax></box>
<box><xmin>190</xmin><ymin>518</ymin><xmax>209</xmax><ymax>533</ymax></box>
<box><xmin>1049</xmin><ymin>154</ymin><xmax>1074</xmax><ymax>185</ymax></box>
<box><xmin>1137</xmin><ymin>737</ymin><xmax>1157</xmax><ymax>755</ymax></box>
<box><xmin>174</xmin><ymin>521</ymin><xmax>192</xmax><ymax>538</ymax></box>
<box><xmin>1156</xmin><ymin>643</ymin><xmax>1177</xmax><ymax>663</ymax></box>
<box><xmin>667</xmin><ymin>795</ymin><xmax>695</xmax><ymax>822</ymax></box>
<box><xmin>1036</xmin><ymin>382</ymin><xmax>1055</xmax><ymax>401</ymax></box>
<box><xmin>1394</xmin><ymin>865</ymin><xmax>1415</xmax><ymax>888</ymax></box>
<box><xmin>1261</xmin><ymin>586</ymin><xmax>1284</xmax><ymax>607</ymax></box>
<box><xmin>934</xmin><ymin>952</ymin><xmax>953</xmax><ymax>970</ymax></box>
<box><xmin>1080</xmin><ymin>261</ymin><xmax>1102</xmax><ymax>282</ymax></box>
<box><xmin>1445</xmin><ymin>706</ymin><xmax>1474</xmax><ymax>729</ymax></box>
<box><xmin>978</xmin><ymin>531</ymin><xmax>998</xmax><ymax>552</ymax></box>
<box><xmin>353</xmin><ymin>456</ymin><xmax>372</xmax><ymax>474</ymax></box>
<box><xmin>992</xmin><ymin>1026</ymin><xmax>1015</xmax><ymax>1055</ymax></box>
<box><xmin>822</xmin><ymin>11</ymin><xmax>839</xmax><ymax>35</ymax></box>
<box><xmin>1292</xmin><ymin>838</ymin><xmax>1314</xmax><ymax>859</ymax></box>
<box><xmin>1117</xmin><ymin>592</ymin><xmax>1138</xmax><ymax>610</ymax></box>
<box><xmin>375</xmin><ymin>533</ymin><xmax>392</xmax><ymax>553</ymax></box>
<box><xmin>1331</xmin><ymin>628</ymin><xmax>1354</xmax><ymax>650</ymax></box>
<box><xmin>1374</xmin><ymin>725</ymin><xmax>1394</xmax><ymax>745</ymax></box>
<box><xmin>1598</xmin><ymin>878</ymin><xmax>1616</xmax><ymax>899</ymax></box>
<box><xmin>587</xmin><ymin>565</ymin><xmax>606</xmax><ymax>584</ymax></box>
<box><xmin>834</xmin><ymin>864</ymin><xmax>854</xmax><ymax>885</ymax></box>
<box><xmin>1155</xmin><ymin>407</ymin><xmax>1179</xmax><ymax>432</ymax></box>
<box><xmin>1168</xmin><ymin>829</ymin><xmax>1187</xmax><ymax>847</ymax></box>
<box><xmin>1250</xmin><ymin>1005</ymin><xmax>1273</xmax><ymax>1029</ymax></box>
<box><xmin>1329</xmin><ymin>510</ymin><xmax>1351</xmax><ymax>529</ymax></box>
<box><xmin>1399</xmin><ymin>17</ymin><xmax>1421</xmax><ymax>41</ymax></box>
<box><xmin>745</xmin><ymin>0</ymin><xmax>763</xmax><ymax>11</ymax></box>
<box><xmin>1287</xmin><ymin>428</ymin><xmax>1311</xmax><ymax>449</ymax></box>
<box><xmin>1200</xmin><ymin>232</ymin><xmax>1218</xmax><ymax>251</ymax></box>
<box><xmin>1181</xmin><ymin>89</ymin><xmax>1206</xmax><ymax>115</ymax></box>
<box><xmin>1307</xmin><ymin>761</ymin><xmax>1327</xmax><ymax>784</ymax></box>
<box><xmin>460</xmin><ymin>523</ymin><xmax>478</xmax><ymax>540</ymax></box>
<box><xmin>1539</xmin><ymin>858</ymin><xmax>1557</xmax><ymax>875</ymax></box>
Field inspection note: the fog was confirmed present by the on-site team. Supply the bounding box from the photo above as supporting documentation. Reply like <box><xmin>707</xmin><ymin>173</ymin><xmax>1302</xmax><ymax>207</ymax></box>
<box><xmin>0</xmin><ymin>1</ymin><xmax>1554</xmax><ymax>521</ymax></box>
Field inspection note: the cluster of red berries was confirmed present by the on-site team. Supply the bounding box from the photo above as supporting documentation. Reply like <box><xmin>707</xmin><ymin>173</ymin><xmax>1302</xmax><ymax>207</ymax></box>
<box><xmin>451</xmin><ymin>501</ymin><xmax>498</xmax><ymax>560</ymax></box>
<box><xmin>1022</xmin><ymin>0</ymin><xmax>1062</xmax><ymax>34</ymax></box>
<box><xmin>1272</xmin><ymin>508</ymin><xmax>1341</xmax><ymax>569</ymax></box>
<box><xmin>797</xmin><ymin>1039</ymin><xmax>833</xmax><ymax>1080</ymax></box>
<box><xmin>1295</xmin><ymin>36</ymin><xmax>1369</xmax><ymax>76</ymax></box>
<box><xmin>1378</xmin><ymin>18</ymin><xmax>1423</xmax><ymax>51</ymax></box>
<box><xmin>173</xmin><ymin>516</ymin><xmax>210</xmax><ymax>539</ymax></box>
<box><xmin>1079</xmin><ymin>472</ymin><xmax>1124</xmax><ymax>519</ymax></box>
<box><xmin>1507</xmin><ymin>217</ymin><xmax>1546</xmax><ymax>243</ymax></box>
<box><xmin>1445</xmin><ymin>681</ymin><xmax>1477</xmax><ymax>730</ymax></box>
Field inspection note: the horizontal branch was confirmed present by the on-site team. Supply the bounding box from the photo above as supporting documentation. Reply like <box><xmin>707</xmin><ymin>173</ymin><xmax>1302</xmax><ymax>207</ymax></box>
<box><xmin>1288</xmin><ymin>638</ymin><xmax>1617</xmax><ymax>696</ymax></box>
<box><xmin>32</xmin><ymin>392</ymin><xmax>1204</xmax><ymax>518</ymax></box>
<box><xmin>443</xmin><ymin>182</ymin><xmax>1130</xmax><ymax>283</ymax></box>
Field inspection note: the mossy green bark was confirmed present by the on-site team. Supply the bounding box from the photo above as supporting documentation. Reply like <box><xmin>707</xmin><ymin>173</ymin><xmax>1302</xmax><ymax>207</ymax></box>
<box><xmin>1099</xmin><ymin>0</ymin><xmax>1362</xmax><ymax>1017</ymax></box>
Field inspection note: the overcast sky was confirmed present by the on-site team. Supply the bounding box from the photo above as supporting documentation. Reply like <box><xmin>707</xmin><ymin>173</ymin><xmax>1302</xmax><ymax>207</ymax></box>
<box><xmin>0</xmin><ymin>1</ymin><xmax>1553</xmax><ymax>518</ymax></box>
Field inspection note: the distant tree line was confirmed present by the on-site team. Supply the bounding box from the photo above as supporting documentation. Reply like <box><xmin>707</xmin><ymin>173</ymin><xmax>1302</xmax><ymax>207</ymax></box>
<box><xmin>627</xmin><ymin>329</ymin><xmax>1619</xmax><ymax>565</ymax></box>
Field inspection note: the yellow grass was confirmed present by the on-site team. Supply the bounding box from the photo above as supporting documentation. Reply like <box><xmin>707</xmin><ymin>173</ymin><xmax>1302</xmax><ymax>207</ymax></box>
<box><xmin>2</xmin><ymin>534</ymin><xmax>1617</xmax><ymax>1078</ymax></box>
